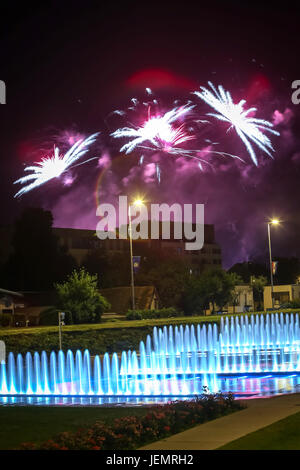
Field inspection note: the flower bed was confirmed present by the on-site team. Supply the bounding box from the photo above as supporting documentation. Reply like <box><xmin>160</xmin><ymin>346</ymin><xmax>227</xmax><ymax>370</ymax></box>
<box><xmin>20</xmin><ymin>392</ymin><xmax>244</xmax><ymax>450</ymax></box>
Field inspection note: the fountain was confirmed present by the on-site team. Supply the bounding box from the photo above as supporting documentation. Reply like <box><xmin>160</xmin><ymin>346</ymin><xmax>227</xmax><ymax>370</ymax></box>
<box><xmin>1</xmin><ymin>313</ymin><xmax>300</xmax><ymax>398</ymax></box>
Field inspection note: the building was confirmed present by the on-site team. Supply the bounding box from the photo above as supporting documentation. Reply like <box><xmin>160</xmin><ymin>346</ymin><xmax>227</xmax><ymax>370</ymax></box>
<box><xmin>52</xmin><ymin>223</ymin><xmax>222</xmax><ymax>267</ymax></box>
<box><xmin>100</xmin><ymin>286</ymin><xmax>159</xmax><ymax>314</ymax></box>
<box><xmin>0</xmin><ymin>222</ymin><xmax>222</xmax><ymax>267</ymax></box>
<box><xmin>263</xmin><ymin>284</ymin><xmax>300</xmax><ymax>310</ymax></box>
<box><xmin>0</xmin><ymin>289</ymin><xmax>58</xmax><ymax>326</ymax></box>
<box><xmin>227</xmin><ymin>285</ymin><xmax>254</xmax><ymax>314</ymax></box>
<box><xmin>0</xmin><ymin>288</ymin><xmax>24</xmax><ymax>316</ymax></box>
<box><xmin>53</xmin><ymin>227</ymin><xmax>102</xmax><ymax>265</ymax></box>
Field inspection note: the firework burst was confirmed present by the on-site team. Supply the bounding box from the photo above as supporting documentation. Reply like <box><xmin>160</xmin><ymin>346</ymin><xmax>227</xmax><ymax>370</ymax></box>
<box><xmin>110</xmin><ymin>88</ymin><xmax>242</xmax><ymax>180</ymax></box>
<box><xmin>14</xmin><ymin>133</ymin><xmax>99</xmax><ymax>197</ymax></box>
<box><xmin>194</xmin><ymin>82</ymin><xmax>280</xmax><ymax>165</ymax></box>
<box><xmin>111</xmin><ymin>100</ymin><xmax>195</xmax><ymax>155</ymax></box>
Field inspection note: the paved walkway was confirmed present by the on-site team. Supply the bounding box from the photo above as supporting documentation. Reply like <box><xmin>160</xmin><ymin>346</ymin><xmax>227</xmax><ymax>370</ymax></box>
<box><xmin>140</xmin><ymin>394</ymin><xmax>300</xmax><ymax>450</ymax></box>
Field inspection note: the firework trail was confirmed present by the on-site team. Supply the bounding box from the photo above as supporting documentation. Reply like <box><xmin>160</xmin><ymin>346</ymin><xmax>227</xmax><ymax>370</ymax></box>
<box><xmin>156</xmin><ymin>163</ymin><xmax>161</xmax><ymax>183</ymax></box>
<box><xmin>194</xmin><ymin>82</ymin><xmax>280</xmax><ymax>165</ymax></box>
<box><xmin>14</xmin><ymin>133</ymin><xmax>99</xmax><ymax>197</ymax></box>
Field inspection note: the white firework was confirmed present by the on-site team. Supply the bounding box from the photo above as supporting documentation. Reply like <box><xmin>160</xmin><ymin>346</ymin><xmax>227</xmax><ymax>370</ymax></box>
<box><xmin>194</xmin><ymin>82</ymin><xmax>280</xmax><ymax>165</ymax></box>
<box><xmin>14</xmin><ymin>133</ymin><xmax>99</xmax><ymax>197</ymax></box>
<box><xmin>111</xmin><ymin>104</ymin><xmax>195</xmax><ymax>155</ymax></box>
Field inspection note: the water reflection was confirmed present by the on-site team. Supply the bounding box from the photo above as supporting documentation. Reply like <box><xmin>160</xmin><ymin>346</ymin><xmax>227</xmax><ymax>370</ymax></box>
<box><xmin>0</xmin><ymin>373</ymin><xmax>300</xmax><ymax>406</ymax></box>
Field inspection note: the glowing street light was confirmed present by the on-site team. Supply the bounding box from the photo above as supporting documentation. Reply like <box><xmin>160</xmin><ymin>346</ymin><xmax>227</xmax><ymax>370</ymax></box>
<box><xmin>128</xmin><ymin>198</ymin><xmax>145</xmax><ymax>310</ymax></box>
<box><xmin>133</xmin><ymin>199</ymin><xmax>144</xmax><ymax>207</ymax></box>
<box><xmin>267</xmin><ymin>218</ymin><xmax>281</xmax><ymax>309</ymax></box>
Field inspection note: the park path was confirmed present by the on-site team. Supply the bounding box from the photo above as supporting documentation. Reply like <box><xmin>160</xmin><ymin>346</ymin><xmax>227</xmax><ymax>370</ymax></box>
<box><xmin>139</xmin><ymin>393</ymin><xmax>300</xmax><ymax>450</ymax></box>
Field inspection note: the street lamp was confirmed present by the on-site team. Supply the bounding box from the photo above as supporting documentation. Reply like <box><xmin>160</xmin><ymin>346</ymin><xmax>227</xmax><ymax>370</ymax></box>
<box><xmin>128</xmin><ymin>198</ymin><xmax>144</xmax><ymax>310</ymax></box>
<box><xmin>267</xmin><ymin>219</ymin><xmax>280</xmax><ymax>309</ymax></box>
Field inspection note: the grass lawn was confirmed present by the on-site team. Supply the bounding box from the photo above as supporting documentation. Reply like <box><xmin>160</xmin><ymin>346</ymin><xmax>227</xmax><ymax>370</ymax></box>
<box><xmin>0</xmin><ymin>315</ymin><xmax>227</xmax><ymax>356</ymax></box>
<box><xmin>219</xmin><ymin>411</ymin><xmax>300</xmax><ymax>450</ymax></box>
<box><xmin>2</xmin><ymin>309</ymin><xmax>297</xmax><ymax>337</ymax></box>
<box><xmin>0</xmin><ymin>314</ymin><xmax>225</xmax><ymax>336</ymax></box>
<box><xmin>0</xmin><ymin>406</ymin><xmax>150</xmax><ymax>450</ymax></box>
<box><xmin>1</xmin><ymin>310</ymin><xmax>298</xmax><ymax>356</ymax></box>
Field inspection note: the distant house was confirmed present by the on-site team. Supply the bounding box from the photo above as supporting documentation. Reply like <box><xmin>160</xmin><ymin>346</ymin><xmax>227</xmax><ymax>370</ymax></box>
<box><xmin>100</xmin><ymin>286</ymin><xmax>159</xmax><ymax>314</ymax></box>
<box><xmin>264</xmin><ymin>284</ymin><xmax>300</xmax><ymax>310</ymax></box>
<box><xmin>0</xmin><ymin>288</ymin><xmax>24</xmax><ymax>316</ymax></box>
<box><xmin>205</xmin><ymin>285</ymin><xmax>254</xmax><ymax>315</ymax></box>
<box><xmin>0</xmin><ymin>289</ymin><xmax>56</xmax><ymax>326</ymax></box>
<box><xmin>227</xmin><ymin>285</ymin><xmax>254</xmax><ymax>314</ymax></box>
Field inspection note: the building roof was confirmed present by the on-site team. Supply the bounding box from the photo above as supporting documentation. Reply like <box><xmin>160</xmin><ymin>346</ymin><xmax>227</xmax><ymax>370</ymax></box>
<box><xmin>0</xmin><ymin>288</ymin><xmax>23</xmax><ymax>298</ymax></box>
<box><xmin>53</xmin><ymin>223</ymin><xmax>217</xmax><ymax>244</ymax></box>
<box><xmin>100</xmin><ymin>286</ymin><xmax>158</xmax><ymax>314</ymax></box>
<box><xmin>264</xmin><ymin>284</ymin><xmax>300</xmax><ymax>288</ymax></box>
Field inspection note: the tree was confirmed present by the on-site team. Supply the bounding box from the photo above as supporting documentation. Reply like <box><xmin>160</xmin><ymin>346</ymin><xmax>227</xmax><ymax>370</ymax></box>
<box><xmin>273</xmin><ymin>257</ymin><xmax>300</xmax><ymax>285</ymax></box>
<box><xmin>209</xmin><ymin>269</ymin><xmax>239</xmax><ymax>312</ymax></box>
<box><xmin>228</xmin><ymin>261</ymin><xmax>268</xmax><ymax>283</ymax></box>
<box><xmin>55</xmin><ymin>268</ymin><xmax>110</xmax><ymax>324</ymax></box>
<box><xmin>81</xmin><ymin>248</ymin><xmax>110</xmax><ymax>287</ymax></box>
<box><xmin>136</xmin><ymin>256</ymin><xmax>192</xmax><ymax>309</ymax></box>
<box><xmin>82</xmin><ymin>249</ymin><xmax>134</xmax><ymax>288</ymax></box>
<box><xmin>182</xmin><ymin>268</ymin><xmax>240</xmax><ymax>315</ymax></box>
<box><xmin>227</xmin><ymin>273</ymin><xmax>243</xmax><ymax>314</ymax></box>
<box><xmin>1</xmin><ymin>207</ymin><xmax>76</xmax><ymax>290</ymax></box>
<box><xmin>182</xmin><ymin>275</ymin><xmax>219</xmax><ymax>315</ymax></box>
<box><xmin>250</xmin><ymin>275</ymin><xmax>268</xmax><ymax>310</ymax></box>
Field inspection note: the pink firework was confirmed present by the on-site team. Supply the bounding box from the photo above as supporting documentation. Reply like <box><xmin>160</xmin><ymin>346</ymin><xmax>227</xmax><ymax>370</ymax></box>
<box><xmin>110</xmin><ymin>88</ymin><xmax>240</xmax><ymax>175</ymax></box>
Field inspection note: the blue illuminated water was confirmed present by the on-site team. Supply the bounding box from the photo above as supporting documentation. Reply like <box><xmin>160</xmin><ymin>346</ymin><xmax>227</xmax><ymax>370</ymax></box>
<box><xmin>1</xmin><ymin>313</ymin><xmax>300</xmax><ymax>401</ymax></box>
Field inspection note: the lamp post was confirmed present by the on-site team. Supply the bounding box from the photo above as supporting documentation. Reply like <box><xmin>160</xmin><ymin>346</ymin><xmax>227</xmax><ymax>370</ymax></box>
<box><xmin>128</xmin><ymin>198</ymin><xmax>144</xmax><ymax>310</ymax></box>
<box><xmin>267</xmin><ymin>219</ymin><xmax>279</xmax><ymax>309</ymax></box>
<box><xmin>58</xmin><ymin>311</ymin><xmax>65</xmax><ymax>350</ymax></box>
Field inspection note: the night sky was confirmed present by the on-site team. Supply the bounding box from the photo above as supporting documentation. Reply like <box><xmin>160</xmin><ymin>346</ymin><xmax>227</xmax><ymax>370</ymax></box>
<box><xmin>1</xmin><ymin>1</ymin><xmax>300</xmax><ymax>268</ymax></box>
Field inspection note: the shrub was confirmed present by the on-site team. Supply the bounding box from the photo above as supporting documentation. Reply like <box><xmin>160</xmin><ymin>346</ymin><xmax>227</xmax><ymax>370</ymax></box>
<box><xmin>55</xmin><ymin>268</ymin><xmax>111</xmax><ymax>324</ymax></box>
<box><xmin>28</xmin><ymin>316</ymin><xmax>39</xmax><ymax>326</ymax></box>
<box><xmin>283</xmin><ymin>299</ymin><xmax>300</xmax><ymax>309</ymax></box>
<box><xmin>0</xmin><ymin>313</ymin><xmax>11</xmax><ymax>327</ymax></box>
<box><xmin>126</xmin><ymin>311</ymin><xmax>143</xmax><ymax>320</ymax></box>
<box><xmin>39</xmin><ymin>307</ymin><xmax>73</xmax><ymax>326</ymax></box>
<box><xmin>126</xmin><ymin>307</ymin><xmax>181</xmax><ymax>320</ymax></box>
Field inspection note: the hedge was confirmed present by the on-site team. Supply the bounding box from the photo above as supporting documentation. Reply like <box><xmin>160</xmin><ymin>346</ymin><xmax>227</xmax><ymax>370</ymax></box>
<box><xmin>126</xmin><ymin>307</ymin><xmax>181</xmax><ymax>320</ymax></box>
<box><xmin>0</xmin><ymin>326</ymin><xmax>158</xmax><ymax>356</ymax></box>
<box><xmin>0</xmin><ymin>314</ymin><xmax>11</xmax><ymax>327</ymax></box>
